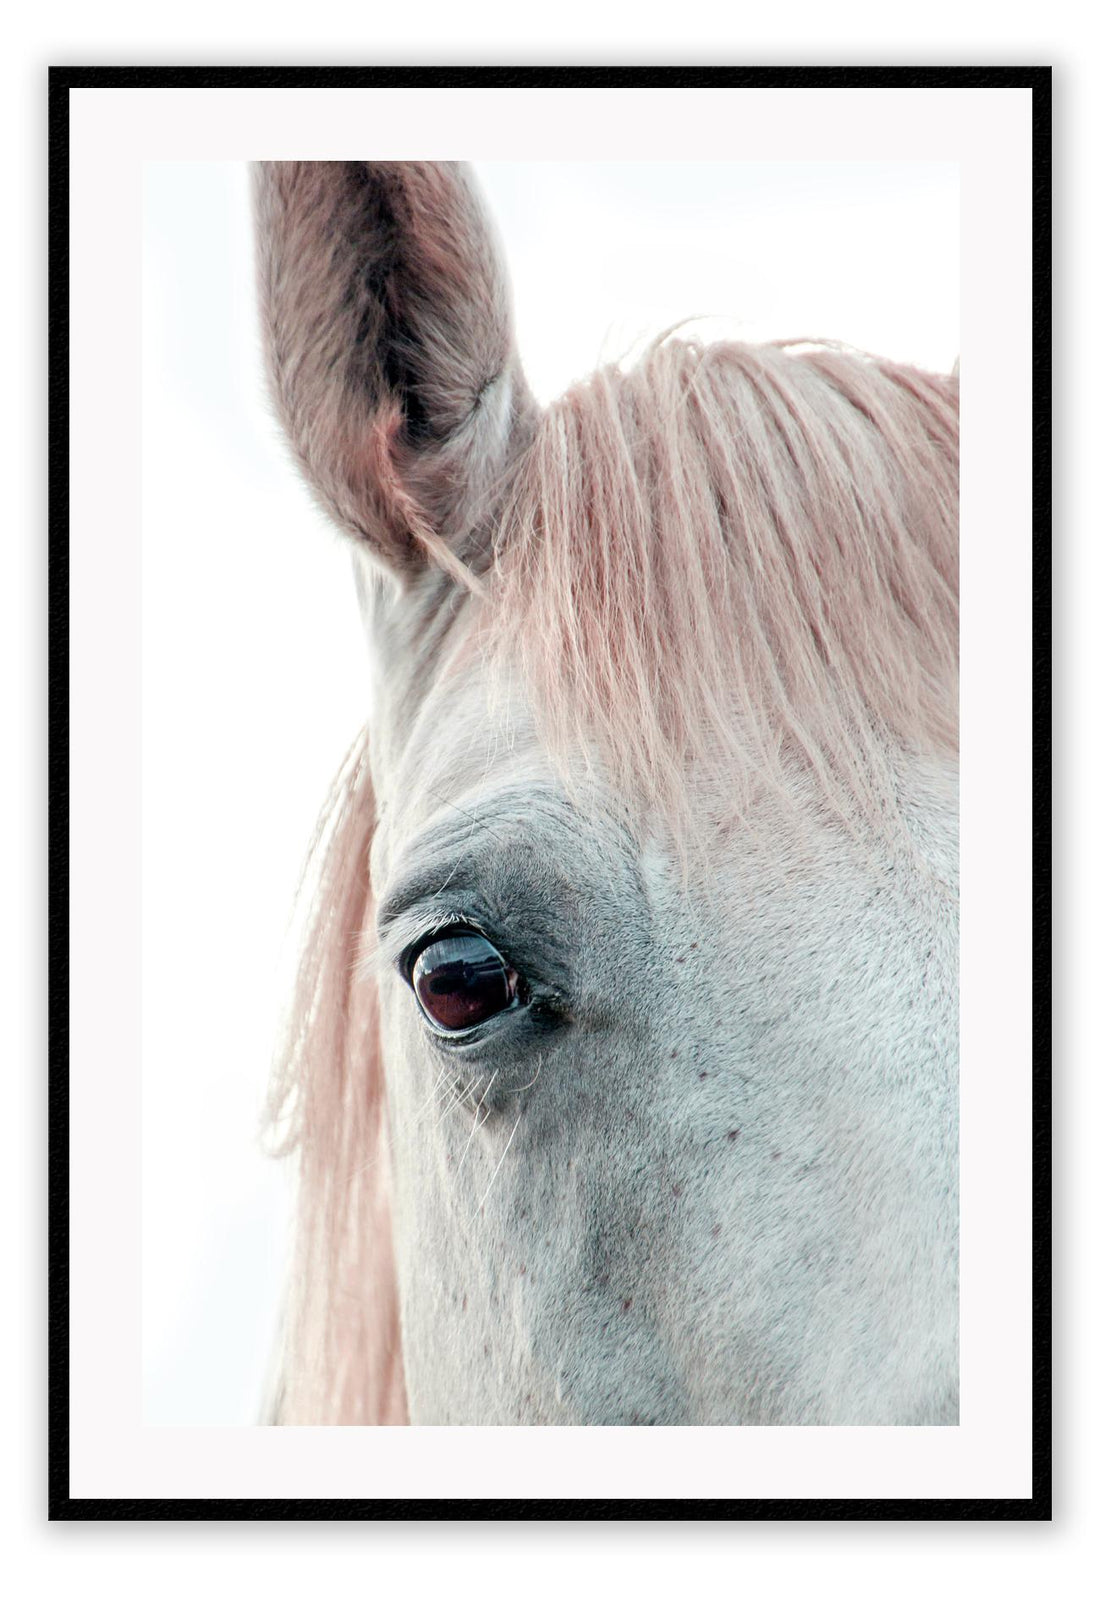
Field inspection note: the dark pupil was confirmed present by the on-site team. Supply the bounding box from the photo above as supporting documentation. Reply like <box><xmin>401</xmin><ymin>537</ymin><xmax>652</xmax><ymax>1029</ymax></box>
<box><xmin>412</xmin><ymin>933</ymin><xmax>518</xmax><ymax>1032</ymax></box>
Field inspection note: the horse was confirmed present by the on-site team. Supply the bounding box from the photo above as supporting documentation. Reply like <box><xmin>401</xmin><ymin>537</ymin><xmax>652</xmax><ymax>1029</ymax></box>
<box><xmin>253</xmin><ymin>162</ymin><xmax>959</xmax><ymax>1426</ymax></box>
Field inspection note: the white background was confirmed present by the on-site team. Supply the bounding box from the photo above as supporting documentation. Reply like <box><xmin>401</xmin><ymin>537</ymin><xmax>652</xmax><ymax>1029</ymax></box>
<box><xmin>72</xmin><ymin>82</ymin><xmax>1031</xmax><ymax>1506</ymax></box>
<box><xmin>5</xmin><ymin>8</ymin><xmax>1095</xmax><ymax>1613</ymax></box>
<box><xmin>142</xmin><ymin>158</ymin><xmax>960</xmax><ymax>1429</ymax></box>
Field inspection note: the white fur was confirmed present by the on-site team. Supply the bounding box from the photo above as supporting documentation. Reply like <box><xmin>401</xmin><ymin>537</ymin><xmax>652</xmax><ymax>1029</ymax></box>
<box><xmin>365</xmin><ymin>602</ymin><xmax>958</xmax><ymax>1424</ymax></box>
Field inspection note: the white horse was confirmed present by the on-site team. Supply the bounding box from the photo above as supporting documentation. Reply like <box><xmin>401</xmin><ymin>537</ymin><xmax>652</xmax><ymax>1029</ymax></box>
<box><xmin>254</xmin><ymin>162</ymin><xmax>959</xmax><ymax>1425</ymax></box>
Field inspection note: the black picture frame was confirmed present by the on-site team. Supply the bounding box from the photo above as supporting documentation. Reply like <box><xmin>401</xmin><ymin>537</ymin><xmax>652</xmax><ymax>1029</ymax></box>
<box><xmin>48</xmin><ymin>63</ymin><xmax>1051</xmax><ymax>1522</ymax></box>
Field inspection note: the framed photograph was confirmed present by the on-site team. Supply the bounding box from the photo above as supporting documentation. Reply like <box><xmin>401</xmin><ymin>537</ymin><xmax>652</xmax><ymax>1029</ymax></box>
<box><xmin>51</xmin><ymin>66</ymin><xmax>1049</xmax><ymax>1519</ymax></box>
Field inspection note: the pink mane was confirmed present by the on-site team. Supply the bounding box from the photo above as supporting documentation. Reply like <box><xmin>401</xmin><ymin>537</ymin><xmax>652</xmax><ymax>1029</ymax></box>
<box><xmin>266</xmin><ymin>734</ymin><xmax>406</xmax><ymax>1424</ymax></box>
<box><xmin>484</xmin><ymin>336</ymin><xmax>959</xmax><ymax>837</ymax></box>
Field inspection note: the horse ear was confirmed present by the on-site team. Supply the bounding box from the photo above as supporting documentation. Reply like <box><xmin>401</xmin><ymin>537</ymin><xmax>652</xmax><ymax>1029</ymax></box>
<box><xmin>253</xmin><ymin>162</ymin><xmax>535</xmax><ymax>587</ymax></box>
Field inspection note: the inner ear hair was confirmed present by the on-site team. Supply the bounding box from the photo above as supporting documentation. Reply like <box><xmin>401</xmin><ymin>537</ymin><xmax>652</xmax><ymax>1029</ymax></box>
<box><xmin>254</xmin><ymin>161</ymin><xmax>535</xmax><ymax>587</ymax></box>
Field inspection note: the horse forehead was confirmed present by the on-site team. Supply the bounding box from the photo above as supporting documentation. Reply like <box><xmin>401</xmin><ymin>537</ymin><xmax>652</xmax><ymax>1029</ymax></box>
<box><xmin>369</xmin><ymin>765</ymin><xmax>624</xmax><ymax>932</ymax></box>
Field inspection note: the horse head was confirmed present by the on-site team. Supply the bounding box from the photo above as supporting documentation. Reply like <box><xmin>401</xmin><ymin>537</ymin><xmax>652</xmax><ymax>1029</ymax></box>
<box><xmin>254</xmin><ymin>162</ymin><xmax>959</xmax><ymax>1426</ymax></box>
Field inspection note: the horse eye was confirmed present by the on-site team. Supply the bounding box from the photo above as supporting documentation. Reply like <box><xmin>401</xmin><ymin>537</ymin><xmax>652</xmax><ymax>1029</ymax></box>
<box><xmin>410</xmin><ymin>931</ymin><xmax>520</xmax><ymax>1034</ymax></box>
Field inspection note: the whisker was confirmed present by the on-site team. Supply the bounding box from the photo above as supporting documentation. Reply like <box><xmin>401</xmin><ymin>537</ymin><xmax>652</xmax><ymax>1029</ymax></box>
<box><xmin>508</xmin><ymin>1056</ymin><xmax>543</xmax><ymax>1096</ymax></box>
<box><xmin>437</xmin><ymin>1072</ymin><xmax>475</xmax><ymax>1124</ymax></box>
<box><xmin>469</xmin><ymin>1108</ymin><xmax>523</xmax><ymax>1224</ymax></box>
<box><xmin>424</xmin><ymin>787</ymin><xmax>505</xmax><ymax>847</ymax></box>
<box><xmin>410</xmin><ymin>1063</ymin><xmax>452</xmax><ymax>1127</ymax></box>
<box><xmin>455</xmin><ymin>1072</ymin><xmax>497</xmax><ymax>1171</ymax></box>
